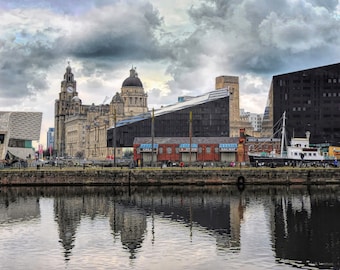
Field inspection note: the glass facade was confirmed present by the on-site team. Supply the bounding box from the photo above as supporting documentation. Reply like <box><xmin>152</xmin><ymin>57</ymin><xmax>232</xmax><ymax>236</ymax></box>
<box><xmin>107</xmin><ymin>97</ymin><xmax>230</xmax><ymax>147</ymax></box>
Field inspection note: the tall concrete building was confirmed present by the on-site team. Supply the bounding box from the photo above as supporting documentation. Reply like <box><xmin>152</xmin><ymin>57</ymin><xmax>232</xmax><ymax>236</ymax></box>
<box><xmin>47</xmin><ymin>127</ymin><xmax>54</xmax><ymax>150</ymax></box>
<box><xmin>215</xmin><ymin>76</ymin><xmax>253</xmax><ymax>136</ymax></box>
<box><xmin>54</xmin><ymin>63</ymin><xmax>148</xmax><ymax>159</ymax></box>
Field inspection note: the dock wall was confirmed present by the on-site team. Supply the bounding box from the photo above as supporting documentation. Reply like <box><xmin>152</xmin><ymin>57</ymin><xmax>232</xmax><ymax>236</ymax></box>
<box><xmin>0</xmin><ymin>168</ymin><xmax>340</xmax><ymax>186</ymax></box>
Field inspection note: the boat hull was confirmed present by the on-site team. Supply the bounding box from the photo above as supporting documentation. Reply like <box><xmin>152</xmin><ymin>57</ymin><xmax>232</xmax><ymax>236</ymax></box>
<box><xmin>248</xmin><ymin>155</ymin><xmax>334</xmax><ymax>167</ymax></box>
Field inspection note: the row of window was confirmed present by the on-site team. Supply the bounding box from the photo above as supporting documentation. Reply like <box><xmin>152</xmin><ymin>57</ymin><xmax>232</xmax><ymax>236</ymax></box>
<box><xmin>322</xmin><ymin>92</ymin><xmax>340</xmax><ymax>97</ymax></box>
<box><xmin>291</xmin><ymin>152</ymin><xmax>317</xmax><ymax>157</ymax></box>
<box><xmin>124</xmin><ymin>97</ymin><xmax>146</xmax><ymax>106</ymax></box>
<box><xmin>327</xmin><ymin>78</ymin><xmax>340</xmax><ymax>84</ymax></box>
<box><xmin>138</xmin><ymin>146</ymin><xmax>220</xmax><ymax>155</ymax></box>
<box><xmin>279</xmin><ymin>78</ymin><xmax>340</xmax><ymax>86</ymax></box>
<box><xmin>248</xmin><ymin>144</ymin><xmax>278</xmax><ymax>151</ymax></box>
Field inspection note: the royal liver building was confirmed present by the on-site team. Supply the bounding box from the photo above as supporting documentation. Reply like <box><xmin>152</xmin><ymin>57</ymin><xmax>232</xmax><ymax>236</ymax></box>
<box><xmin>54</xmin><ymin>63</ymin><xmax>148</xmax><ymax>159</ymax></box>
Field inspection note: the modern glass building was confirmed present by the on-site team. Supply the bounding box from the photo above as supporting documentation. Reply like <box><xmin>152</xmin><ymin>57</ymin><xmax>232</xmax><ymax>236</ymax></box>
<box><xmin>107</xmin><ymin>89</ymin><xmax>231</xmax><ymax>147</ymax></box>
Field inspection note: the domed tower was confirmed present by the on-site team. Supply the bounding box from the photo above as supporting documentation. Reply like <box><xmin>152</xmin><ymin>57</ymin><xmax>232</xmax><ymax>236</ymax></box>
<box><xmin>110</xmin><ymin>92</ymin><xmax>124</xmax><ymax>118</ymax></box>
<box><xmin>120</xmin><ymin>67</ymin><xmax>148</xmax><ymax>116</ymax></box>
<box><xmin>70</xmin><ymin>95</ymin><xmax>82</xmax><ymax>115</ymax></box>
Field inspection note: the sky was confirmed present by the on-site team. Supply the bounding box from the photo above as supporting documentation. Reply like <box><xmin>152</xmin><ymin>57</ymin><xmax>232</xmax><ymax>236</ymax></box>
<box><xmin>0</xmin><ymin>0</ymin><xmax>340</xmax><ymax>148</ymax></box>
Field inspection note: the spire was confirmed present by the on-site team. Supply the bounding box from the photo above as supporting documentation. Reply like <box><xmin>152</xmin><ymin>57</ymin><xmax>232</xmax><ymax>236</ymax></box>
<box><xmin>66</xmin><ymin>61</ymin><xmax>71</xmax><ymax>72</ymax></box>
<box><xmin>129</xmin><ymin>66</ymin><xmax>136</xmax><ymax>78</ymax></box>
<box><xmin>64</xmin><ymin>61</ymin><xmax>74</xmax><ymax>82</ymax></box>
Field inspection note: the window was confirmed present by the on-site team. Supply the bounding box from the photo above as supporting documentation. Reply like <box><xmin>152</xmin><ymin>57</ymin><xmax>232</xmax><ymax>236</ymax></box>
<box><xmin>206</xmin><ymin>146</ymin><xmax>211</xmax><ymax>153</ymax></box>
<box><xmin>167</xmin><ymin>147</ymin><xmax>172</xmax><ymax>154</ymax></box>
<box><xmin>8</xmin><ymin>139</ymin><xmax>25</xmax><ymax>148</ymax></box>
<box><xmin>159</xmin><ymin>147</ymin><xmax>163</xmax><ymax>154</ymax></box>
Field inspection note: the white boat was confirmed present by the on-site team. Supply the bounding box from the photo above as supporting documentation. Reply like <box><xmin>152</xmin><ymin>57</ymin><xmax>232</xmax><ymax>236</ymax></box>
<box><xmin>248</xmin><ymin>112</ymin><xmax>335</xmax><ymax>167</ymax></box>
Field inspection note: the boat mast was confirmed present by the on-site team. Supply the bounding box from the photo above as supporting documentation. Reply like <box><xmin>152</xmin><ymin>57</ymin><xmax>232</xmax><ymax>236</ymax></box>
<box><xmin>280</xmin><ymin>111</ymin><xmax>286</xmax><ymax>157</ymax></box>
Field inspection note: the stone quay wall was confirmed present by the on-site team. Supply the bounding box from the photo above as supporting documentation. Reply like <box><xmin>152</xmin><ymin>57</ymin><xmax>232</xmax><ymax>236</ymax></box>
<box><xmin>0</xmin><ymin>168</ymin><xmax>340</xmax><ymax>186</ymax></box>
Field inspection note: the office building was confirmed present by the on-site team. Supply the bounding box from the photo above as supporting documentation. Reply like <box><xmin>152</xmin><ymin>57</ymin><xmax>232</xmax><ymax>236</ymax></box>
<box><xmin>262</xmin><ymin>63</ymin><xmax>340</xmax><ymax>145</ymax></box>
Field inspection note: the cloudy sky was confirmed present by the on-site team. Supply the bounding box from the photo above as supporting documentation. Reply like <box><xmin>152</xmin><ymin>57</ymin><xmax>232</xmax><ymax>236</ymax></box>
<box><xmin>1</xmin><ymin>0</ymin><xmax>340</xmax><ymax>147</ymax></box>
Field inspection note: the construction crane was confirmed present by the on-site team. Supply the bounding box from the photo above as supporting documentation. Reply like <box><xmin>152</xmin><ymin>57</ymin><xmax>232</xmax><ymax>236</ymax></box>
<box><xmin>100</xmin><ymin>96</ymin><xmax>110</xmax><ymax>115</ymax></box>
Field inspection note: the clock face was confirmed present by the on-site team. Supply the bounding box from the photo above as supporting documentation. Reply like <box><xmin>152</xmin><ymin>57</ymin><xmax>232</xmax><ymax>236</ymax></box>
<box><xmin>67</xmin><ymin>86</ymin><xmax>73</xmax><ymax>93</ymax></box>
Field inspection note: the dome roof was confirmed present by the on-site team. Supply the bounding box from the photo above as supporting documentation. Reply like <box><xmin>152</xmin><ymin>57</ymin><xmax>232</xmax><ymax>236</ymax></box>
<box><xmin>122</xmin><ymin>67</ymin><xmax>143</xmax><ymax>87</ymax></box>
<box><xmin>72</xmin><ymin>95</ymin><xmax>81</xmax><ymax>102</ymax></box>
<box><xmin>111</xmin><ymin>92</ymin><xmax>124</xmax><ymax>103</ymax></box>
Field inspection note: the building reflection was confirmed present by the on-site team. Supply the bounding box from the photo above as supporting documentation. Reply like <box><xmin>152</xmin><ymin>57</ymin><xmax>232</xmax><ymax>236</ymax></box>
<box><xmin>273</xmin><ymin>186</ymin><xmax>340</xmax><ymax>269</ymax></box>
<box><xmin>0</xmin><ymin>187</ymin><xmax>40</xmax><ymax>223</ymax></box>
<box><xmin>1</xmin><ymin>186</ymin><xmax>340</xmax><ymax>268</ymax></box>
<box><xmin>110</xmin><ymin>203</ymin><xmax>146</xmax><ymax>259</ymax></box>
<box><xmin>53</xmin><ymin>189</ymin><xmax>148</xmax><ymax>260</ymax></box>
<box><xmin>49</xmin><ymin>186</ymin><xmax>245</xmax><ymax>260</ymax></box>
<box><xmin>123</xmin><ymin>189</ymin><xmax>244</xmax><ymax>250</ymax></box>
<box><xmin>54</xmin><ymin>197</ymin><xmax>83</xmax><ymax>260</ymax></box>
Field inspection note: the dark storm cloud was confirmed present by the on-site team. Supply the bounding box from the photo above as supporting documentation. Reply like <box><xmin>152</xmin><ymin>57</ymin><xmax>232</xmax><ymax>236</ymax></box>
<box><xmin>61</xmin><ymin>2</ymin><xmax>166</xmax><ymax>60</ymax></box>
<box><xmin>0</xmin><ymin>1</ymin><xmax>168</xmax><ymax>101</ymax></box>
<box><xmin>0</xmin><ymin>41</ymin><xmax>53</xmax><ymax>98</ymax></box>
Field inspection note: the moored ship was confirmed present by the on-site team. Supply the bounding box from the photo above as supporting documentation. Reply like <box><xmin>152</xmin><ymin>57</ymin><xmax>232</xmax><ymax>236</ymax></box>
<box><xmin>248</xmin><ymin>112</ymin><xmax>336</xmax><ymax>167</ymax></box>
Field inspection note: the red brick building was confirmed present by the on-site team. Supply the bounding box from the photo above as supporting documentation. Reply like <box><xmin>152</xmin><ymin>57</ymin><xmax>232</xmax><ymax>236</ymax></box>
<box><xmin>133</xmin><ymin>137</ymin><xmax>240</xmax><ymax>166</ymax></box>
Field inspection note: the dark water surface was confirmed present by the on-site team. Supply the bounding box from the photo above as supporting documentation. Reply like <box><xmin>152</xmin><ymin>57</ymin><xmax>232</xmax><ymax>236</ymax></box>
<box><xmin>0</xmin><ymin>185</ymin><xmax>339</xmax><ymax>270</ymax></box>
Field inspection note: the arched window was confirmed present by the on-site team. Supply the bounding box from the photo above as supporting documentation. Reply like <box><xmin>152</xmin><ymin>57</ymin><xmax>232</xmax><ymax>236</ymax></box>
<box><xmin>167</xmin><ymin>147</ymin><xmax>172</xmax><ymax>154</ymax></box>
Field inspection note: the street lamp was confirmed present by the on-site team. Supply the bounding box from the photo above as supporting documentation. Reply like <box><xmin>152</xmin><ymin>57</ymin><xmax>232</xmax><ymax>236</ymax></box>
<box><xmin>113</xmin><ymin>108</ymin><xmax>117</xmax><ymax>167</ymax></box>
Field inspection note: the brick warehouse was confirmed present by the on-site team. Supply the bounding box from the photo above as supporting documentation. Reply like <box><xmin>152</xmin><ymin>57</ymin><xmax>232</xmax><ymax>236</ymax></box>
<box><xmin>133</xmin><ymin>137</ymin><xmax>240</xmax><ymax>166</ymax></box>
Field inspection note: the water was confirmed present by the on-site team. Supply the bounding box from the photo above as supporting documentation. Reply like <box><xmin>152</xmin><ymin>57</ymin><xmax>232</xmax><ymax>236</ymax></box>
<box><xmin>0</xmin><ymin>185</ymin><xmax>339</xmax><ymax>270</ymax></box>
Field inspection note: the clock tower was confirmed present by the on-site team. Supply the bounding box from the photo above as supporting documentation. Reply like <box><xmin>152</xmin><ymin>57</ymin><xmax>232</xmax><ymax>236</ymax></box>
<box><xmin>54</xmin><ymin>62</ymin><xmax>78</xmax><ymax>157</ymax></box>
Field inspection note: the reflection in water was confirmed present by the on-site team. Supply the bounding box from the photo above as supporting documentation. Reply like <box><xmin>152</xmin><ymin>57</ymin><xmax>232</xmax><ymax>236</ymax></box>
<box><xmin>0</xmin><ymin>191</ymin><xmax>40</xmax><ymax>224</ymax></box>
<box><xmin>54</xmin><ymin>197</ymin><xmax>83</xmax><ymax>260</ymax></box>
<box><xmin>274</xmin><ymin>186</ymin><xmax>340</xmax><ymax>269</ymax></box>
<box><xmin>0</xmin><ymin>185</ymin><xmax>339</xmax><ymax>269</ymax></box>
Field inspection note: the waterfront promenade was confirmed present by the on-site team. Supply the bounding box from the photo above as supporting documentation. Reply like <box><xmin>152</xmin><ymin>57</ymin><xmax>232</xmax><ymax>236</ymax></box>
<box><xmin>0</xmin><ymin>166</ymin><xmax>339</xmax><ymax>186</ymax></box>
